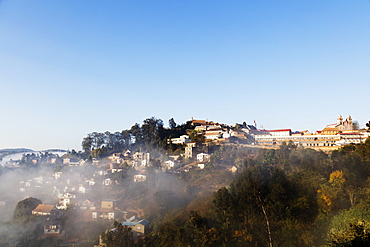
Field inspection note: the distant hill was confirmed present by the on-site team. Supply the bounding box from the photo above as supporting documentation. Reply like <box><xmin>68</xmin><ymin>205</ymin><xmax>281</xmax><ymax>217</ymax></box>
<box><xmin>0</xmin><ymin>148</ymin><xmax>67</xmax><ymax>154</ymax></box>
<box><xmin>0</xmin><ymin>148</ymin><xmax>34</xmax><ymax>154</ymax></box>
<box><xmin>41</xmin><ymin>149</ymin><xmax>68</xmax><ymax>153</ymax></box>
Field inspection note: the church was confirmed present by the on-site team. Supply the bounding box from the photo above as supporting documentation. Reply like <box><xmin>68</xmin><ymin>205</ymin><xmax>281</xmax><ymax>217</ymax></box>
<box><xmin>321</xmin><ymin>115</ymin><xmax>355</xmax><ymax>135</ymax></box>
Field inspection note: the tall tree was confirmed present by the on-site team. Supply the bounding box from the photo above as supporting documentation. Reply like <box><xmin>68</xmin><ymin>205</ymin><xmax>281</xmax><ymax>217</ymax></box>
<box><xmin>169</xmin><ymin>118</ymin><xmax>177</xmax><ymax>129</ymax></box>
<box><xmin>82</xmin><ymin>135</ymin><xmax>93</xmax><ymax>153</ymax></box>
<box><xmin>101</xmin><ymin>221</ymin><xmax>134</xmax><ymax>247</ymax></box>
<box><xmin>13</xmin><ymin>197</ymin><xmax>42</xmax><ymax>222</ymax></box>
<box><xmin>366</xmin><ymin>121</ymin><xmax>370</xmax><ymax>132</ymax></box>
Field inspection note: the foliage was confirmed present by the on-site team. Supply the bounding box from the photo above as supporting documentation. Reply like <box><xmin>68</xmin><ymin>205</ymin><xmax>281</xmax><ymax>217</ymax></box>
<box><xmin>72</xmin><ymin>121</ymin><xmax>370</xmax><ymax>246</ymax></box>
<box><xmin>101</xmin><ymin>221</ymin><xmax>134</xmax><ymax>247</ymax></box>
<box><xmin>329</xmin><ymin>221</ymin><xmax>370</xmax><ymax>246</ymax></box>
<box><xmin>327</xmin><ymin>206</ymin><xmax>370</xmax><ymax>243</ymax></box>
<box><xmin>81</xmin><ymin>117</ymin><xmax>194</xmax><ymax>157</ymax></box>
<box><xmin>13</xmin><ymin>197</ymin><xmax>42</xmax><ymax>222</ymax></box>
<box><xmin>188</xmin><ymin>129</ymin><xmax>205</xmax><ymax>143</ymax></box>
<box><xmin>142</xmin><ymin>137</ymin><xmax>370</xmax><ymax>246</ymax></box>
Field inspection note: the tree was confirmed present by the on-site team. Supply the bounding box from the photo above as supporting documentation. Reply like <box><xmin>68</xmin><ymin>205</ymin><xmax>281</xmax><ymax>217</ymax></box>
<box><xmin>330</xmin><ymin>221</ymin><xmax>370</xmax><ymax>246</ymax></box>
<box><xmin>213</xmin><ymin>187</ymin><xmax>233</xmax><ymax>225</ymax></box>
<box><xmin>121</xmin><ymin>130</ymin><xmax>132</xmax><ymax>149</ymax></box>
<box><xmin>169</xmin><ymin>118</ymin><xmax>177</xmax><ymax>129</ymax></box>
<box><xmin>13</xmin><ymin>197</ymin><xmax>42</xmax><ymax>222</ymax></box>
<box><xmin>152</xmin><ymin>190</ymin><xmax>178</xmax><ymax>217</ymax></box>
<box><xmin>101</xmin><ymin>221</ymin><xmax>134</xmax><ymax>247</ymax></box>
<box><xmin>141</xmin><ymin>117</ymin><xmax>164</xmax><ymax>148</ymax></box>
<box><xmin>352</xmin><ymin>121</ymin><xmax>360</xmax><ymax>130</ymax></box>
<box><xmin>262</xmin><ymin>149</ymin><xmax>277</xmax><ymax>166</ymax></box>
<box><xmin>189</xmin><ymin>130</ymin><xmax>205</xmax><ymax>143</ymax></box>
<box><xmin>82</xmin><ymin>135</ymin><xmax>93</xmax><ymax>153</ymax></box>
<box><xmin>329</xmin><ymin>170</ymin><xmax>346</xmax><ymax>187</ymax></box>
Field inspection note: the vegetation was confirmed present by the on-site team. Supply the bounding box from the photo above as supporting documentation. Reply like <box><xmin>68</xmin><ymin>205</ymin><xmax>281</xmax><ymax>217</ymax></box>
<box><xmin>13</xmin><ymin>197</ymin><xmax>42</xmax><ymax>222</ymax></box>
<box><xmin>78</xmin><ymin>119</ymin><xmax>370</xmax><ymax>246</ymax></box>
<box><xmin>81</xmin><ymin>117</ymin><xmax>194</xmax><ymax>157</ymax></box>
<box><xmin>136</xmin><ymin>139</ymin><xmax>370</xmax><ymax>246</ymax></box>
<box><xmin>3</xmin><ymin>117</ymin><xmax>370</xmax><ymax>246</ymax></box>
<box><xmin>101</xmin><ymin>221</ymin><xmax>134</xmax><ymax>247</ymax></box>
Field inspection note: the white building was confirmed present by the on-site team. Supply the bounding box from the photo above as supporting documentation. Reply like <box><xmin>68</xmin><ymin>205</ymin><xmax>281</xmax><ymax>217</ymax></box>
<box><xmin>168</xmin><ymin>135</ymin><xmax>190</xmax><ymax>145</ymax></box>
<box><xmin>197</xmin><ymin>153</ymin><xmax>210</xmax><ymax>163</ymax></box>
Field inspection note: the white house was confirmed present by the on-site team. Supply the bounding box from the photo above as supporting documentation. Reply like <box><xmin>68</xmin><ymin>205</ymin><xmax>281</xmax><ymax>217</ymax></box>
<box><xmin>103</xmin><ymin>178</ymin><xmax>113</xmax><ymax>186</ymax></box>
<box><xmin>168</xmin><ymin>135</ymin><xmax>190</xmax><ymax>145</ymax></box>
<box><xmin>197</xmin><ymin>153</ymin><xmax>210</xmax><ymax>163</ymax></box>
<box><xmin>134</xmin><ymin>174</ymin><xmax>147</xmax><ymax>182</ymax></box>
<box><xmin>163</xmin><ymin>160</ymin><xmax>181</xmax><ymax>169</ymax></box>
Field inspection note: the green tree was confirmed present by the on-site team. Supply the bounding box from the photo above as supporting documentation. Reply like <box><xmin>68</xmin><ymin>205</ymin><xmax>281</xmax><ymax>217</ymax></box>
<box><xmin>329</xmin><ymin>221</ymin><xmax>370</xmax><ymax>247</ymax></box>
<box><xmin>189</xmin><ymin>130</ymin><xmax>205</xmax><ymax>143</ymax></box>
<box><xmin>13</xmin><ymin>197</ymin><xmax>42</xmax><ymax>222</ymax></box>
<box><xmin>121</xmin><ymin>129</ymin><xmax>132</xmax><ymax>149</ymax></box>
<box><xmin>101</xmin><ymin>221</ymin><xmax>134</xmax><ymax>247</ymax></box>
<box><xmin>169</xmin><ymin>118</ymin><xmax>177</xmax><ymax>129</ymax></box>
<box><xmin>82</xmin><ymin>135</ymin><xmax>93</xmax><ymax>153</ymax></box>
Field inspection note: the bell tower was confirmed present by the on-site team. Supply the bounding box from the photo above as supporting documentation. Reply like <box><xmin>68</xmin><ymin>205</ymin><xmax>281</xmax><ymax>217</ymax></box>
<box><xmin>337</xmin><ymin>115</ymin><xmax>343</xmax><ymax>126</ymax></box>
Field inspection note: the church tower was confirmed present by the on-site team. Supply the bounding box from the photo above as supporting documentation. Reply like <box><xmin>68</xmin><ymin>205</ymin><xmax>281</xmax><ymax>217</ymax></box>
<box><xmin>337</xmin><ymin>115</ymin><xmax>343</xmax><ymax>126</ymax></box>
<box><xmin>346</xmin><ymin>115</ymin><xmax>353</xmax><ymax>125</ymax></box>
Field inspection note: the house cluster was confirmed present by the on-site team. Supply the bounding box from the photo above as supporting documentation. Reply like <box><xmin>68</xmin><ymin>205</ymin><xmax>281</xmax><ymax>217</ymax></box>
<box><xmin>11</xmin><ymin>151</ymin><xmax>154</xmax><ymax>239</ymax></box>
<box><xmin>168</xmin><ymin>119</ymin><xmax>249</xmax><ymax>146</ymax></box>
<box><xmin>90</xmin><ymin>200</ymin><xmax>149</xmax><ymax>246</ymax></box>
<box><xmin>27</xmin><ymin>198</ymin><xmax>149</xmax><ymax>239</ymax></box>
<box><xmin>250</xmin><ymin>115</ymin><xmax>370</xmax><ymax>147</ymax></box>
<box><xmin>167</xmin><ymin>116</ymin><xmax>370</xmax><ymax>148</ymax></box>
<box><xmin>107</xmin><ymin>150</ymin><xmax>150</xmax><ymax>169</ymax></box>
<box><xmin>32</xmin><ymin>203</ymin><xmax>63</xmax><ymax>235</ymax></box>
<box><xmin>90</xmin><ymin>200</ymin><xmax>149</xmax><ymax>245</ymax></box>
<box><xmin>108</xmin><ymin>148</ymin><xmax>212</xmax><ymax>174</ymax></box>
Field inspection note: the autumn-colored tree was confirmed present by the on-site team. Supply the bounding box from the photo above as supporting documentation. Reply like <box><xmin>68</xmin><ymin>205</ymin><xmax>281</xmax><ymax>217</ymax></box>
<box><xmin>329</xmin><ymin>170</ymin><xmax>346</xmax><ymax>187</ymax></box>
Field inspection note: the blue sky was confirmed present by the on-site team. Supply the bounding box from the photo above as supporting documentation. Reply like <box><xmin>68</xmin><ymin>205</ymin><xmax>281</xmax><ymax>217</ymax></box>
<box><xmin>1</xmin><ymin>0</ymin><xmax>370</xmax><ymax>150</ymax></box>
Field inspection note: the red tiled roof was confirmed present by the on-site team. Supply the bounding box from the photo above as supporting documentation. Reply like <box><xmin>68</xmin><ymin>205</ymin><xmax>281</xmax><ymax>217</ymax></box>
<box><xmin>267</xmin><ymin>129</ymin><xmax>291</xmax><ymax>132</ymax></box>
<box><xmin>33</xmin><ymin>204</ymin><xmax>55</xmax><ymax>213</ymax></box>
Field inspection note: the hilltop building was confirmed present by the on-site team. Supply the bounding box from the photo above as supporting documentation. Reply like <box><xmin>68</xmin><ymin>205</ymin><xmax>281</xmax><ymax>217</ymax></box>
<box><xmin>321</xmin><ymin>115</ymin><xmax>355</xmax><ymax>135</ymax></box>
<box><xmin>253</xmin><ymin>115</ymin><xmax>368</xmax><ymax>147</ymax></box>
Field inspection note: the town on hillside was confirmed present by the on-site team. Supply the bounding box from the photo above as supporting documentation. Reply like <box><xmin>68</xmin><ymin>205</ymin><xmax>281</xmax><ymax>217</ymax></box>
<box><xmin>0</xmin><ymin>116</ymin><xmax>370</xmax><ymax>246</ymax></box>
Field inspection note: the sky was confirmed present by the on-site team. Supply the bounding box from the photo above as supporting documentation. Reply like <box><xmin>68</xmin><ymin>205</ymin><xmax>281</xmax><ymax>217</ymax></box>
<box><xmin>1</xmin><ymin>0</ymin><xmax>370</xmax><ymax>151</ymax></box>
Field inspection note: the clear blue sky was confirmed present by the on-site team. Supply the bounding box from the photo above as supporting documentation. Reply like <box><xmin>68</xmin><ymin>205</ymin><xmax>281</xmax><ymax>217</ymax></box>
<box><xmin>1</xmin><ymin>0</ymin><xmax>370</xmax><ymax>151</ymax></box>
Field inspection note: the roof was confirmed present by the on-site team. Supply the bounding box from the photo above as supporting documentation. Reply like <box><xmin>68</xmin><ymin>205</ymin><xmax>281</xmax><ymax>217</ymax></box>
<box><xmin>267</xmin><ymin>129</ymin><xmax>291</xmax><ymax>132</ymax></box>
<box><xmin>138</xmin><ymin>219</ymin><xmax>149</xmax><ymax>226</ymax></box>
<box><xmin>94</xmin><ymin>208</ymin><xmax>119</xmax><ymax>213</ymax></box>
<box><xmin>192</xmin><ymin>120</ymin><xmax>206</xmax><ymax>124</ymax></box>
<box><xmin>205</xmin><ymin>132</ymin><xmax>220</xmax><ymax>135</ymax></box>
<box><xmin>122</xmin><ymin>219</ymin><xmax>149</xmax><ymax>227</ymax></box>
<box><xmin>102</xmin><ymin>199</ymin><xmax>117</xmax><ymax>202</ymax></box>
<box><xmin>45</xmin><ymin>218</ymin><xmax>62</xmax><ymax>225</ymax></box>
<box><xmin>33</xmin><ymin>204</ymin><xmax>55</xmax><ymax>213</ymax></box>
<box><xmin>122</xmin><ymin>221</ymin><xmax>137</xmax><ymax>226</ymax></box>
<box><xmin>322</xmin><ymin>127</ymin><xmax>339</xmax><ymax>131</ymax></box>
